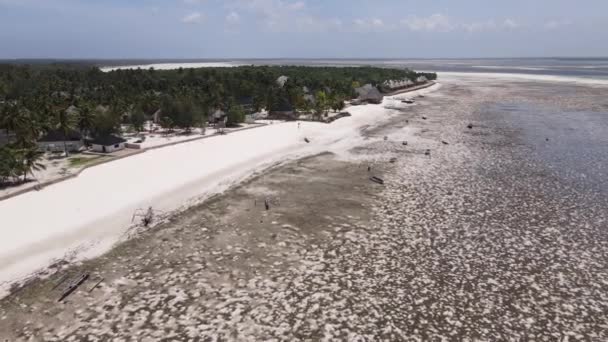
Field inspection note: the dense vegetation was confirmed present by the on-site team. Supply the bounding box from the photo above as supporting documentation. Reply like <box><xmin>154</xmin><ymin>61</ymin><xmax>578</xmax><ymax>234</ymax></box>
<box><xmin>0</xmin><ymin>64</ymin><xmax>435</xmax><ymax>185</ymax></box>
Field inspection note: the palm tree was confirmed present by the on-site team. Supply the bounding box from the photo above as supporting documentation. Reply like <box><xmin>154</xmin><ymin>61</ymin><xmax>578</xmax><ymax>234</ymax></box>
<box><xmin>56</xmin><ymin>107</ymin><xmax>77</xmax><ymax>157</ymax></box>
<box><xmin>0</xmin><ymin>103</ymin><xmax>29</xmax><ymax>144</ymax></box>
<box><xmin>77</xmin><ymin>102</ymin><xmax>95</xmax><ymax>139</ymax></box>
<box><xmin>19</xmin><ymin>147</ymin><xmax>46</xmax><ymax>182</ymax></box>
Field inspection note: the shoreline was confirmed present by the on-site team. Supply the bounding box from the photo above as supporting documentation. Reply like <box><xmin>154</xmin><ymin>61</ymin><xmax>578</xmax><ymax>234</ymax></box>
<box><xmin>383</xmin><ymin>81</ymin><xmax>437</xmax><ymax>96</ymax></box>
<box><xmin>0</xmin><ymin>83</ymin><xmax>441</xmax><ymax>299</ymax></box>
<box><xmin>0</xmin><ymin>123</ymin><xmax>268</xmax><ymax>202</ymax></box>
<box><xmin>0</xmin><ymin>151</ymin><xmax>385</xmax><ymax>340</ymax></box>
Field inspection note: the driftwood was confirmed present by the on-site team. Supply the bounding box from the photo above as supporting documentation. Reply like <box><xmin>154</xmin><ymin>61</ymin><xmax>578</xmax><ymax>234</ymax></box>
<box><xmin>442</xmin><ymin>141</ymin><xmax>449</xmax><ymax>145</ymax></box>
<box><xmin>402</xmin><ymin>141</ymin><xmax>408</xmax><ymax>146</ymax></box>
<box><xmin>422</xmin><ymin>116</ymin><xmax>427</xmax><ymax>120</ymax></box>
<box><xmin>425</xmin><ymin>149</ymin><xmax>431</xmax><ymax>156</ymax></box>
<box><xmin>88</xmin><ymin>277</ymin><xmax>104</xmax><ymax>293</ymax></box>
<box><xmin>59</xmin><ymin>273</ymin><xmax>89</xmax><ymax>302</ymax></box>
<box><xmin>389</xmin><ymin>158</ymin><xmax>397</xmax><ymax>163</ymax></box>
<box><xmin>369</xmin><ymin>176</ymin><xmax>384</xmax><ymax>185</ymax></box>
<box><xmin>304</xmin><ymin>137</ymin><xmax>310</xmax><ymax>143</ymax></box>
<box><xmin>467</xmin><ymin>123</ymin><xmax>473</xmax><ymax>129</ymax></box>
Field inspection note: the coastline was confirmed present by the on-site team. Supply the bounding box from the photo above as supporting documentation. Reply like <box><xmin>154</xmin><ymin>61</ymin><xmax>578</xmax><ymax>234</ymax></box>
<box><xmin>0</xmin><ymin>83</ymin><xmax>440</xmax><ymax>299</ymax></box>
<box><xmin>3</xmin><ymin>75</ymin><xmax>608</xmax><ymax>339</ymax></box>
<box><xmin>384</xmin><ymin>81</ymin><xmax>437</xmax><ymax>96</ymax></box>
<box><xmin>0</xmin><ymin>123</ymin><xmax>267</xmax><ymax>203</ymax></box>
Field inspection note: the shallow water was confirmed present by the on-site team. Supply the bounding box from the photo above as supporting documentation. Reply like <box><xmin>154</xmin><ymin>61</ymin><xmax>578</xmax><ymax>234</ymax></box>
<box><xmin>490</xmin><ymin>103</ymin><xmax>608</xmax><ymax>196</ymax></box>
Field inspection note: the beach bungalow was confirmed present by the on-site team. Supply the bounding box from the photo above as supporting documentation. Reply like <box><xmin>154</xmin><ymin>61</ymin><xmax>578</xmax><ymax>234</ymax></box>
<box><xmin>355</xmin><ymin>84</ymin><xmax>384</xmax><ymax>104</ymax></box>
<box><xmin>303</xmin><ymin>94</ymin><xmax>316</xmax><ymax>105</ymax></box>
<box><xmin>245</xmin><ymin>114</ymin><xmax>256</xmax><ymax>124</ymax></box>
<box><xmin>416</xmin><ymin>76</ymin><xmax>428</xmax><ymax>84</ymax></box>
<box><xmin>209</xmin><ymin>109</ymin><xmax>227</xmax><ymax>124</ymax></box>
<box><xmin>381</xmin><ymin>79</ymin><xmax>415</xmax><ymax>92</ymax></box>
<box><xmin>90</xmin><ymin>135</ymin><xmax>127</xmax><ymax>153</ymax></box>
<box><xmin>276</xmin><ymin>75</ymin><xmax>289</xmax><ymax>88</ymax></box>
<box><xmin>152</xmin><ymin>108</ymin><xmax>162</xmax><ymax>123</ymax></box>
<box><xmin>38</xmin><ymin>129</ymin><xmax>84</xmax><ymax>153</ymax></box>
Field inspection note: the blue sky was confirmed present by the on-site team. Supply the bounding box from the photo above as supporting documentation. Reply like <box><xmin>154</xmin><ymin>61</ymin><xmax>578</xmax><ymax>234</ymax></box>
<box><xmin>1</xmin><ymin>0</ymin><xmax>607</xmax><ymax>59</ymax></box>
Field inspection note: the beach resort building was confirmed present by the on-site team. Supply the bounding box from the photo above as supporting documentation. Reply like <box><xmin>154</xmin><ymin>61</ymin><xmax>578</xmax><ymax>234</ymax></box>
<box><xmin>381</xmin><ymin>79</ymin><xmax>415</xmax><ymax>92</ymax></box>
<box><xmin>37</xmin><ymin>129</ymin><xmax>84</xmax><ymax>153</ymax></box>
<box><xmin>209</xmin><ymin>109</ymin><xmax>227</xmax><ymax>125</ymax></box>
<box><xmin>416</xmin><ymin>76</ymin><xmax>428</xmax><ymax>83</ymax></box>
<box><xmin>355</xmin><ymin>84</ymin><xmax>384</xmax><ymax>104</ymax></box>
<box><xmin>276</xmin><ymin>75</ymin><xmax>289</xmax><ymax>88</ymax></box>
<box><xmin>90</xmin><ymin>135</ymin><xmax>127</xmax><ymax>153</ymax></box>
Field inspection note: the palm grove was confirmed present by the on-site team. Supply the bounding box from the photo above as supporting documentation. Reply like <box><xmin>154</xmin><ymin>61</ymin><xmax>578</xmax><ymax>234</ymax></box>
<box><xmin>0</xmin><ymin>63</ymin><xmax>436</xmax><ymax>185</ymax></box>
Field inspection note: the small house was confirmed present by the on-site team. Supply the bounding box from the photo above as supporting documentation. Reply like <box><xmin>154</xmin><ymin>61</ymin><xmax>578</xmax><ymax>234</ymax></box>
<box><xmin>209</xmin><ymin>109</ymin><xmax>227</xmax><ymax>124</ymax></box>
<box><xmin>152</xmin><ymin>108</ymin><xmax>162</xmax><ymax>124</ymax></box>
<box><xmin>244</xmin><ymin>114</ymin><xmax>256</xmax><ymax>124</ymax></box>
<box><xmin>38</xmin><ymin>129</ymin><xmax>84</xmax><ymax>153</ymax></box>
<box><xmin>90</xmin><ymin>135</ymin><xmax>127</xmax><ymax>153</ymax></box>
<box><xmin>276</xmin><ymin>75</ymin><xmax>289</xmax><ymax>88</ymax></box>
<box><xmin>355</xmin><ymin>84</ymin><xmax>384</xmax><ymax>104</ymax></box>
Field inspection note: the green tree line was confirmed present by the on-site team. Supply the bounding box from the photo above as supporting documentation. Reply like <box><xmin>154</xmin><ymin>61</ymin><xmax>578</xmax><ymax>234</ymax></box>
<box><xmin>0</xmin><ymin>64</ymin><xmax>435</xmax><ymax>185</ymax></box>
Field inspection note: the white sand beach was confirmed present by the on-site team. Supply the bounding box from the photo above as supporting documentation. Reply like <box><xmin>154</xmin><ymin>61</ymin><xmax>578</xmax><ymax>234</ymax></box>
<box><xmin>100</xmin><ymin>62</ymin><xmax>240</xmax><ymax>72</ymax></box>
<box><xmin>0</xmin><ymin>84</ymin><xmax>440</xmax><ymax>297</ymax></box>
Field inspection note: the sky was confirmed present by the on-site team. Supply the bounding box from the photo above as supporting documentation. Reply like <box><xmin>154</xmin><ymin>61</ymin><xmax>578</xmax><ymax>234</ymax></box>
<box><xmin>0</xmin><ymin>0</ymin><xmax>607</xmax><ymax>59</ymax></box>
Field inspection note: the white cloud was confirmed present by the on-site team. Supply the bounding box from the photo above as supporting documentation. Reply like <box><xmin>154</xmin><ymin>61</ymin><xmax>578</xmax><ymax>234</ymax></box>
<box><xmin>294</xmin><ymin>16</ymin><xmax>342</xmax><ymax>33</ymax></box>
<box><xmin>231</xmin><ymin>0</ymin><xmax>318</xmax><ymax>32</ymax></box>
<box><xmin>354</xmin><ymin>18</ymin><xmax>386</xmax><ymax>30</ymax></box>
<box><xmin>402</xmin><ymin>14</ymin><xmax>454</xmax><ymax>32</ymax></box>
<box><xmin>181</xmin><ymin>12</ymin><xmax>203</xmax><ymax>23</ymax></box>
<box><xmin>463</xmin><ymin>20</ymin><xmax>497</xmax><ymax>32</ymax></box>
<box><xmin>226</xmin><ymin>11</ymin><xmax>240</xmax><ymax>24</ymax></box>
<box><xmin>503</xmin><ymin>18</ymin><xmax>519</xmax><ymax>29</ymax></box>
<box><xmin>463</xmin><ymin>18</ymin><xmax>521</xmax><ymax>32</ymax></box>
<box><xmin>544</xmin><ymin>19</ymin><xmax>570</xmax><ymax>30</ymax></box>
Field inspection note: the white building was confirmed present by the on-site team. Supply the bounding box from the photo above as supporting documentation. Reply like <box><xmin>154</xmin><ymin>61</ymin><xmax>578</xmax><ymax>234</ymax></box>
<box><xmin>90</xmin><ymin>135</ymin><xmax>127</xmax><ymax>153</ymax></box>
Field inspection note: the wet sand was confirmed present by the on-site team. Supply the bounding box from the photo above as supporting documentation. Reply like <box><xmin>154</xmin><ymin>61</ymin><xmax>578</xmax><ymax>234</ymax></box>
<box><xmin>2</xmin><ymin>77</ymin><xmax>608</xmax><ymax>340</ymax></box>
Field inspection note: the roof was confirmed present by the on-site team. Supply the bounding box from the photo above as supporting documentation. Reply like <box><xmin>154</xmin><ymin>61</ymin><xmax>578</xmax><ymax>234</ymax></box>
<box><xmin>356</xmin><ymin>84</ymin><xmax>383</xmax><ymax>102</ymax></box>
<box><xmin>38</xmin><ymin>129</ymin><xmax>82</xmax><ymax>142</ymax></box>
<box><xmin>90</xmin><ymin>135</ymin><xmax>126</xmax><ymax>146</ymax></box>
<box><xmin>276</xmin><ymin>75</ymin><xmax>289</xmax><ymax>87</ymax></box>
<box><xmin>212</xmin><ymin>109</ymin><xmax>226</xmax><ymax>118</ymax></box>
<box><xmin>355</xmin><ymin>84</ymin><xmax>375</xmax><ymax>97</ymax></box>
